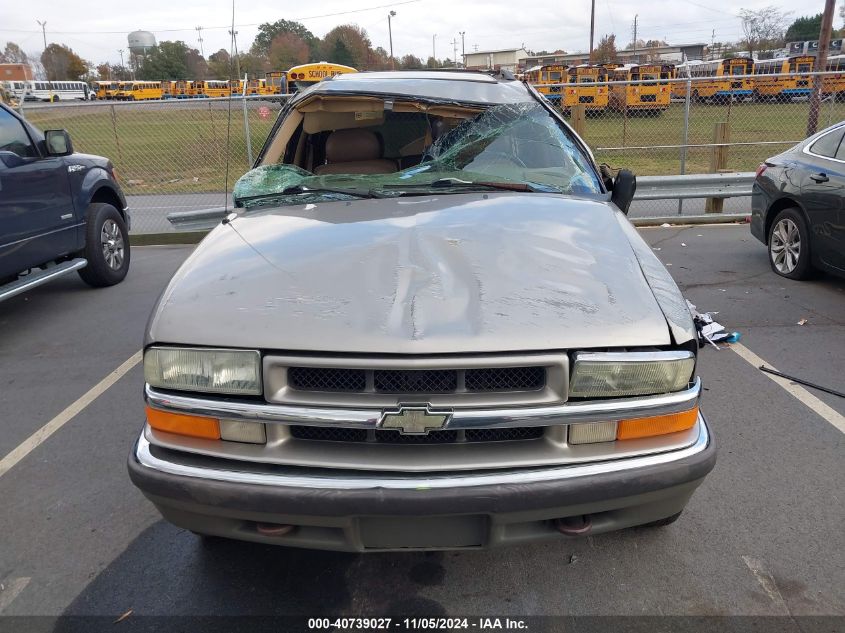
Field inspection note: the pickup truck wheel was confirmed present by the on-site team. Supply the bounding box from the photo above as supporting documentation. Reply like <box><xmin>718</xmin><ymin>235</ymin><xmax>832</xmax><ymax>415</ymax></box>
<box><xmin>77</xmin><ymin>203</ymin><xmax>130</xmax><ymax>287</ymax></box>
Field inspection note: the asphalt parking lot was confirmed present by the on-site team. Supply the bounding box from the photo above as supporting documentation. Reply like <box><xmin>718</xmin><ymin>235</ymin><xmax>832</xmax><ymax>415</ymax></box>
<box><xmin>0</xmin><ymin>224</ymin><xmax>843</xmax><ymax>628</ymax></box>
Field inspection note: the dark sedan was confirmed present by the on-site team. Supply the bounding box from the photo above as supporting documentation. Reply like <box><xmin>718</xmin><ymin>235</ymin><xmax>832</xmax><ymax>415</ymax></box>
<box><xmin>751</xmin><ymin>121</ymin><xmax>845</xmax><ymax>280</ymax></box>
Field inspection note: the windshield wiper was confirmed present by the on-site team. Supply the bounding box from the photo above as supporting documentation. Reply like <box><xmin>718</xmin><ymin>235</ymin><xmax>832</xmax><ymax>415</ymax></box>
<box><xmin>238</xmin><ymin>184</ymin><xmax>378</xmax><ymax>203</ymax></box>
<box><xmin>382</xmin><ymin>178</ymin><xmax>557</xmax><ymax>193</ymax></box>
<box><xmin>280</xmin><ymin>184</ymin><xmax>380</xmax><ymax>198</ymax></box>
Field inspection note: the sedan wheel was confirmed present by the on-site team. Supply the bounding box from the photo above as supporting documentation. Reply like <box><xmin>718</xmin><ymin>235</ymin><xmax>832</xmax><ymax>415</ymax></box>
<box><xmin>767</xmin><ymin>208</ymin><xmax>812</xmax><ymax>280</ymax></box>
<box><xmin>770</xmin><ymin>218</ymin><xmax>800</xmax><ymax>273</ymax></box>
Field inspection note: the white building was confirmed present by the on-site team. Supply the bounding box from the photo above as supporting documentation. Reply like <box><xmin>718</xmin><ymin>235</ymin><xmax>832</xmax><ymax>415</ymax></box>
<box><xmin>464</xmin><ymin>48</ymin><xmax>529</xmax><ymax>73</ymax></box>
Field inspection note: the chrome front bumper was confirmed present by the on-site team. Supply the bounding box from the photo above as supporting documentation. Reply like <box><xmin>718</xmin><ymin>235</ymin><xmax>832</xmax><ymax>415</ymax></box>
<box><xmin>128</xmin><ymin>415</ymin><xmax>715</xmax><ymax>550</ymax></box>
<box><xmin>134</xmin><ymin>414</ymin><xmax>710</xmax><ymax>490</ymax></box>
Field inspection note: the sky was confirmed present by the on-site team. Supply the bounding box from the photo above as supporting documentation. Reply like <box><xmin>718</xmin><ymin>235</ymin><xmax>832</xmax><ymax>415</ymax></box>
<box><xmin>0</xmin><ymin>0</ymin><xmax>823</xmax><ymax>67</ymax></box>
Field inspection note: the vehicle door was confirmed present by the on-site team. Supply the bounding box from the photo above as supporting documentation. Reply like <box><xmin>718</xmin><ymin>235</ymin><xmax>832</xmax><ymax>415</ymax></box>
<box><xmin>0</xmin><ymin>108</ymin><xmax>76</xmax><ymax>279</ymax></box>
<box><xmin>798</xmin><ymin>127</ymin><xmax>845</xmax><ymax>271</ymax></box>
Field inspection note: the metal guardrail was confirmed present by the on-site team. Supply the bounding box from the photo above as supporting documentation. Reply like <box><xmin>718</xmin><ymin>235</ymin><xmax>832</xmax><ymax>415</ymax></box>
<box><xmin>166</xmin><ymin>172</ymin><xmax>756</xmax><ymax>231</ymax></box>
<box><xmin>635</xmin><ymin>172</ymin><xmax>755</xmax><ymax>201</ymax></box>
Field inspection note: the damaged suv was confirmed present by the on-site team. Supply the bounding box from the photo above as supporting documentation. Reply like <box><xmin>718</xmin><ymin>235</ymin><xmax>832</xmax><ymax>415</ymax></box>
<box><xmin>129</xmin><ymin>71</ymin><xmax>715</xmax><ymax>551</ymax></box>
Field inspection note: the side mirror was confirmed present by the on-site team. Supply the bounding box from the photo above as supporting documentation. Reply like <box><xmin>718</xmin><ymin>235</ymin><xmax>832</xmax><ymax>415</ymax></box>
<box><xmin>44</xmin><ymin>129</ymin><xmax>74</xmax><ymax>156</ymax></box>
<box><xmin>610</xmin><ymin>169</ymin><xmax>636</xmax><ymax>215</ymax></box>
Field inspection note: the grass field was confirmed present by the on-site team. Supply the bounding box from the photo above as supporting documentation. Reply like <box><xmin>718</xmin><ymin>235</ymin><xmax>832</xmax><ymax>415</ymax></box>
<box><xmin>21</xmin><ymin>98</ymin><xmax>845</xmax><ymax>195</ymax></box>
<box><xmin>23</xmin><ymin>101</ymin><xmax>281</xmax><ymax>194</ymax></box>
<box><xmin>586</xmin><ymin>99</ymin><xmax>845</xmax><ymax>174</ymax></box>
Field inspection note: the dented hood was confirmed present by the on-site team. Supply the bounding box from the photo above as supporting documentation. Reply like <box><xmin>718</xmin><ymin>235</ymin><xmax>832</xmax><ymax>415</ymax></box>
<box><xmin>147</xmin><ymin>193</ymin><xmax>673</xmax><ymax>353</ymax></box>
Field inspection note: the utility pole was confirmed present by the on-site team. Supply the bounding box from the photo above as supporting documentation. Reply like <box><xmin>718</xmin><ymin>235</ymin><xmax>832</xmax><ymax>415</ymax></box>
<box><xmin>229</xmin><ymin>30</ymin><xmax>241</xmax><ymax>79</ymax></box>
<box><xmin>388</xmin><ymin>11</ymin><xmax>396</xmax><ymax>70</ymax></box>
<box><xmin>432</xmin><ymin>34</ymin><xmax>437</xmax><ymax>65</ymax></box>
<box><xmin>36</xmin><ymin>20</ymin><xmax>47</xmax><ymax>49</ymax></box>
<box><xmin>195</xmin><ymin>26</ymin><xmax>205</xmax><ymax>57</ymax></box>
<box><xmin>451</xmin><ymin>38</ymin><xmax>458</xmax><ymax>67</ymax></box>
<box><xmin>808</xmin><ymin>0</ymin><xmax>836</xmax><ymax>136</ymax></box>
<box><xmin>459</xmin><ymin>31</ymin><xmax>466</xmax><ymax>68</ymax></box>
<box><xmin>589</xmin><ymin>0</ymin><xmax>596</xmax><ymax>62</ymax></box>
<box><xmin>632</xmin><ymin>15</ymin><xmax>638</xmax><ymax>63</ymax></box>
<box><xmin>118</xmin><ymin>49</ymin><xmax>125</xmax><ymax>70</ymax></box>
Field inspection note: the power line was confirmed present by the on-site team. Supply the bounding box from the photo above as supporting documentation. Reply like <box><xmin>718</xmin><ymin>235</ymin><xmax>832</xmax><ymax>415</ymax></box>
<box><xmin>0</xmin><ymin>0</ymin><xmax>423</xmax><ymax>36</ymax></box>
<box><xmin>677</xmin><ymin>0</ymin><xmax>736</xmax><ymax>16</ymax></box>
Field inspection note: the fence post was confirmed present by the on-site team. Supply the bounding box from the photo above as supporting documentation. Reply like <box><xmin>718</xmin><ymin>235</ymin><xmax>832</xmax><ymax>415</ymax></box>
<box><xmin>241</xmin><ymin>76</ymin><xmax>253</xmax><ymax>168</ymax></box>
<box><xmin>109</xmin><ymin>104</ymin><xmax>123</xmax><ymax>161</ymax></box>
<box><xmin>571</xmin><ymin>104</ymin><xmax>587</xmax><ymax>138</ymax></box>
<box><xmin>705</xmin><ymin>121</ymin><xmax>729</xmax><ymax>213</ymax></box>
<box><xmin>678</xmin><ymin>78</ymin><xmax>692</xmax><ymax>215</ymax></box>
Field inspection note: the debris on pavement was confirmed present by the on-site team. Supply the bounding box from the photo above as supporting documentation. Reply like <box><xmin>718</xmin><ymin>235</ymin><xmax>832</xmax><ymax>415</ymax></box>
<box><xmin>687</xmin><ymin>300</ymin><xmax>741</xmax><ymax>349</ymax></box>
<box><xmin>661</xmin><ymin>223</ymin><xmax>671</xmax><ymax>227</ymax></box>
<box><xmin>114</xmin><ymin>609</ymin><xmax>133</xmax><ymax>624</ymax></box>
<box><xmin>797</xmin><ymin>318</ymin><xmax>808</xmax><ymax>326</ymax></box>
<box><xmin>759</xmin><ymin>366</ymin><xmax>845</xmax><ymax>399</ymax></box>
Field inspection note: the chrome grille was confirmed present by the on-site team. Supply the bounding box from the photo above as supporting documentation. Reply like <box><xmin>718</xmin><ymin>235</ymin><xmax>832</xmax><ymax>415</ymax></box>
<box><xmin>289</xmin><ymin>426</ymin><xmax>368</xmax><ymax>442</ymax></box>
<box><xmin>465</xmin><ymin>367</ymin><xmax>544</xmax><ymax>391</ymax></box>
<box><xmin>374</xmin><ymin>369</ymin><xmax>457</xmax><ymax>393</ymax></box>
<box><xmin>288</xmin><ymin>367</ymin><xmax>366</xmax><ymax>392</ymax></box>
<box><xmin>286</xmin><ymin>366</ymin><xmax>546</xmax><ymax>395</ymax></box>
<box><xmin>377</xmin><ymin>429</ymin><xmax>460</xmax><ymax>444</ymax></box>
<box><xmin>465</xmin><ymin>427</ymin><xmax>544</xmax><ymax>442</ymax></box>
<box><xmin>265</xmin><ymin>353</ymin><xmax>568</xmax><ymax>408</ymax></box>
<box><xmin>289</xmin><ymin>426</ymin><xmax>545</xmax><ymax>444</ymax></box>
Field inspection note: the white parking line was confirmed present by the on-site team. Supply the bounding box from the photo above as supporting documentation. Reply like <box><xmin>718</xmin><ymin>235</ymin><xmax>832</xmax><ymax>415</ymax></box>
<box><xmin>731</xmin><ymin>343</ymin><xmax>845</xmax><ymax>435</ymax></box>
<box><xmin>0</xmin><ymin>577</ymin><xmax>31</xmax><ymax>614</ymax></box>
<box><xmin>0</xmin><ymin>351</ymin><xmax>142</xmax><ymax>479</ymax></box>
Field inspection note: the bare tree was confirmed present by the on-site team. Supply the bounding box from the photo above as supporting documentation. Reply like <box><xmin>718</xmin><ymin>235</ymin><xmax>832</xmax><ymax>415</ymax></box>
<box><xmin>739</xmin><ymin>6</ymin><xmax>791</xmax><ymax>57</ymax></box>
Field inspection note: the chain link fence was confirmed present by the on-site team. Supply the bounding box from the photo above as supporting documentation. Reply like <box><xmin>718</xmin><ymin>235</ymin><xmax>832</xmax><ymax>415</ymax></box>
<box><xmin>562</xmin><ymin>71</ymin><xmax>845</xmax><ymax>217</ymax></box>
<box><xmin>19</xmin><ymin>96</ymin><xmax>289</xmax><ymax>233</ymax></box>
<box><xmin>17</xmin><ymin>72</ymin><xmax>845</xmax><ymax>233</ymax></box>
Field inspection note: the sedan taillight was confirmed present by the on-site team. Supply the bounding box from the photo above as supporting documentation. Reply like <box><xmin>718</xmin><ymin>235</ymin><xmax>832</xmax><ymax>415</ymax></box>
<box><xmin>755</xmin><ymin>163</ymin><xmax>768</xmax><ymax>178</ymax></box>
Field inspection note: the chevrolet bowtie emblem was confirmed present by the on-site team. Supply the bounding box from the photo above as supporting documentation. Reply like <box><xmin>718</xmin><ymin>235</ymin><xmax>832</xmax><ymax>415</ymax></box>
<box><xmin>379</xmin><ymin>406</ymin><xmax>452</xmax><ymax>435</ymax></box>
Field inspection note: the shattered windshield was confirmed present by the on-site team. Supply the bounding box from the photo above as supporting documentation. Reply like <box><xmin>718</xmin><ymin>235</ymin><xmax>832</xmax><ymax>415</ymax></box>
<box><xmin>234</xmin><ymin>102</ymin><xmax>602</xmax><ymax>208</ymax></box>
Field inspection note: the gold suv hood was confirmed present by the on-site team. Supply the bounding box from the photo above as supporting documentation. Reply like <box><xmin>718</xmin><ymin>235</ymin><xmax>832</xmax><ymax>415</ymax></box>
<box><xmin>147</xmin><ymin>192</ymin><xmax>676</xmax><ymax>353</ymax></box>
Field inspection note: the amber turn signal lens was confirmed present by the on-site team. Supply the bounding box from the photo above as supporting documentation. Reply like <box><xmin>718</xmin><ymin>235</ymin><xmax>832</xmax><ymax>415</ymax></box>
<box><xmin>616</xmin><ymin>406</ymin><xmax>699</xmax><ymax>440</ymax></box>
<box><xmin>145</xmin><ymin>405</ymin><xmax>220</xmax><ymax>440</ymax></box>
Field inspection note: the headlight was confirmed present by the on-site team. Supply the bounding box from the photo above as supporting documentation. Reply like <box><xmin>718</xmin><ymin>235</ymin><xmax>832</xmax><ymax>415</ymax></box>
<box><xmin>144</xmin><ymin>347</ymin><xmax>262</xmax><ymax>395</ymax></box>
<box><xmin>569</xmin><ymin>351</ymin><xmax>694</xmax><ymax>398</ymax></box>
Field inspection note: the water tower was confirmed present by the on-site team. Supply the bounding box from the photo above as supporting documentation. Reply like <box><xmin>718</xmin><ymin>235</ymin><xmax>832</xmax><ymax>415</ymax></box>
<box><xmin>128</xmin><ymin>31</ymin><xmax>156</xmax><ymax>56</ymax></box>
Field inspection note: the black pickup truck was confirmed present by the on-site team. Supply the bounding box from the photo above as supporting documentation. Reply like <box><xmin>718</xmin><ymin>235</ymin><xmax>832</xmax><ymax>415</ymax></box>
<box><xmin>0</xmin><ymin>102</ymin><xmax>130</xmax><ymax>302</ymax></box>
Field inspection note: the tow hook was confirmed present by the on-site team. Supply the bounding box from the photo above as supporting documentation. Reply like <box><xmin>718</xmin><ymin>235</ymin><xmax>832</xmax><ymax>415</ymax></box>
<box><xmin>256</xmin><ymin>522</ymin><xmax>295</xmax><ymax>537</ymax></box>
<box><xmin>555</xmin><ymin>515</ymin><xmax>592</xmax><ymax>536</ymax></box>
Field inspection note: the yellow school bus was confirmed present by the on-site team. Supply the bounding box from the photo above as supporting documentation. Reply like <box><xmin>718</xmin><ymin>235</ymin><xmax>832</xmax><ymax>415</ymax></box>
<box><xmin>673</xmin><ymin>57</ymin><xmax>754</xmax><ymax>102</ymax></box>
<box><xmin>822</xmin><ymin>54</ymin><xmax>845</xmax><ymax>100</ymax></box>
<box><xmin>93</xmin><ymin>80</ymin><xmax>119</xmax><ymax>100</ymax></box>
<box><xmin>169</xmin><ymin>80</ymin><xmax>190</xmax><ymax>98</ymax></box>
<box><xmin>753</xmin><ymin>56</ymin><xmax>813</xmax><ymax>100</ymax></box>
<box><xmin>524</xmin><ymin>64</ymin><xmax>568</xmax><ymax>106</ymax></box>
<box><xmin>563</xmin><ymin>65</ymin><xmax>609</xmax><ymax>113</ymax></box>
<box><xmin>196</xmin><ymin>80</ymin><xmax>230</xmax><ymax>98</ymax></box>
<box><xmin>160</xmin><ymin>80</ymin><xmax>176</xmax><ymax>99</ymax></box>
<box><xmin>257</xmin><ymin>71</ymin><xmax>287</xmax><ymax>96</ymax></box>
<box><xmin>609</xmin><ymin>64</ymin><xmax>672</xmax><ymax>114</ymax></box>
<box><xmin>287</xmin><ymin>62</ymin><xmax>356</xmax><ymax>91</ymax></box>
<box><xmin>114</xmin><ymin>81</ymin><xmax>163</xmax><ymax>100</ymax></box>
